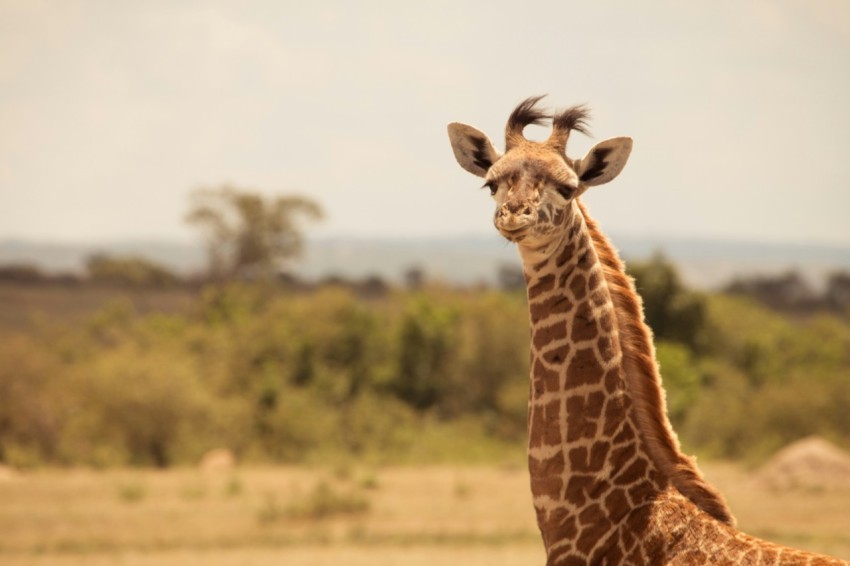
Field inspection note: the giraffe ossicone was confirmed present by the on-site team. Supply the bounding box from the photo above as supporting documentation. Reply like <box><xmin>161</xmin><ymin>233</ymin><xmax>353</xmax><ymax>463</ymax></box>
<box><xmin>447</xmin><ymin>96</ymin><xmax>848</xmax><ymax>565</ymax></box>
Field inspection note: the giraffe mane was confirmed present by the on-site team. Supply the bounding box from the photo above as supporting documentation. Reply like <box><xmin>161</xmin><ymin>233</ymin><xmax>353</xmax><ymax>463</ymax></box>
<box><xmin>578</xmin><ymin>200</ymin><xmax>736</xmax><ymax>526</ymax></box>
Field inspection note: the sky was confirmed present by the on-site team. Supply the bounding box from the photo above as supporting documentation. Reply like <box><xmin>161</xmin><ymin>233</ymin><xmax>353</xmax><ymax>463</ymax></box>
<box><xmin>1</xmin><ymin>0</ymin><xmax>849</xmax><ymax>246</ymax></box>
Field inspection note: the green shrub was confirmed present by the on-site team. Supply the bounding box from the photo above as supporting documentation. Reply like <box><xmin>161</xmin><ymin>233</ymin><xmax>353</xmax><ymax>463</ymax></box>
<box><xmin>0</xmin><ymin>334</ymin><xmax>67</xmax><ymax>466</ymax></box>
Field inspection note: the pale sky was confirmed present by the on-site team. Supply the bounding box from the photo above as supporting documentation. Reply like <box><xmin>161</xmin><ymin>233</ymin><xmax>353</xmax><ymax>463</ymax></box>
<box><xmin>1</xmin><ymin>0</ymin><xmax>849</xmax><ymax>245</ymax></box>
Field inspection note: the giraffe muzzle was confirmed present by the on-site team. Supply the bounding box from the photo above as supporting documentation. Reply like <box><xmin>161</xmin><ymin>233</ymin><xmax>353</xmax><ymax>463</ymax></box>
<box><xmin>495</xmin><ymin>209</ymin><xmax>536</xmax><ymax>240</ymax></box>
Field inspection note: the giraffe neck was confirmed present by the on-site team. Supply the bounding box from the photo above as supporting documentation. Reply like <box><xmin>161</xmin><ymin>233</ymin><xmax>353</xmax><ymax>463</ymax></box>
<box><xmin>519</xmin><ymin>204</ymin><xmax>666</xmax><ymax>562</ymax></box>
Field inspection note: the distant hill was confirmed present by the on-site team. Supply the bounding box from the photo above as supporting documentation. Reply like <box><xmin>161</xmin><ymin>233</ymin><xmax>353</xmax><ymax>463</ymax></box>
<box><xmin>1</xmin><ymin>235</ymin><xmax>848</xmax><ymax>290</ymax></box>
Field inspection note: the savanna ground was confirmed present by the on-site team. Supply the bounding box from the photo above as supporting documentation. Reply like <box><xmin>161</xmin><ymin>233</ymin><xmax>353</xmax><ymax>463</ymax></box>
<box><xmin>1</xmin><ymin>462</ymin><xmax>849</xmax><ymax>565</ymax></box>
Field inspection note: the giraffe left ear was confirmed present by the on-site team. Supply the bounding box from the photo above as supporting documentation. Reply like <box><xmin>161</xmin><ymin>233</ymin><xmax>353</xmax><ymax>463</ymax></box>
<box><xmin>447</xmin><ymin>122</ymin><xmax>502</xmax><ymax>178</ymax></box>
<box><xmin>575</xmin><ymin>137</ymin><xmax>633</xmax><ymax>186</ymax></box>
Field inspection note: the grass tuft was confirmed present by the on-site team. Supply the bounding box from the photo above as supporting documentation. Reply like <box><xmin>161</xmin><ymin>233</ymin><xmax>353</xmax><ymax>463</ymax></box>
<box><xmin>116</xmin><ymin>480</ymin><xmax>147</xmax><ymax>503</ymax></box>
<box><xmin>283</xmin><ymin>480</ymin><xmax>371</xmax><ymax>521</ymax></box>
<box><xmin>223</xmin><ymin>475</ymin><xmax>243</xmax><ymax>497</ymax></box>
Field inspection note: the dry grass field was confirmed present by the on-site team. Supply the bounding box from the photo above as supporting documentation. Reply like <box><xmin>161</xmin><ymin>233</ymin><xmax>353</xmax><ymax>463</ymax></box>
<box><xmin>1</xmin><ymin>462</ymin><xmax>849</xmax><ymax>565</ymax></box>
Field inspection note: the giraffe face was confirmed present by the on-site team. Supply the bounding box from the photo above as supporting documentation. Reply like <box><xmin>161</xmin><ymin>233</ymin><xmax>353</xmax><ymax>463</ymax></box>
<box><xmin>484</xmin><ymin>148</ymin><xmax>580</xmax><ymax>245</ymax></box>
<box><xmin>448</xmin><ymin>98</ymin><xmax>633</xmax><ymax>247</ymax></box>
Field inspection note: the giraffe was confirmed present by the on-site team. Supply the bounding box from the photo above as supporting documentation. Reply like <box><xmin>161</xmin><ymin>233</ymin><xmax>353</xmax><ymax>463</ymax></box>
<box><xmin>447</xmin><ymin>96</ymin><xmax>848</xmax><ymax>565</ymax></box>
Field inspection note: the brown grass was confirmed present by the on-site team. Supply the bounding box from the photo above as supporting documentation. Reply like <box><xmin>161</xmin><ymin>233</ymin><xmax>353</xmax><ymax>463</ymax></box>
<box><xmin>0</xmin><ymin>463</ymin><xmax>848</xmax><ymax>565</ymax></box>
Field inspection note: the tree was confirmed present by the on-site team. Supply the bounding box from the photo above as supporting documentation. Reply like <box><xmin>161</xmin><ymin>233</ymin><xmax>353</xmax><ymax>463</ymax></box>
<box><xmin>627</xmin><ymin>253</ymin><xmax>708</xmax><ymax>352</ymax></box>
<box><xmin>185</xmin><ymin>185</ymin><xmax>323</xmax><ymax>281</ymax></box>
<box><xmin>392</xmin><ymin>298</ymin><xmax>458</xmax><ymax>410</ymax></box>
<box><xmin>823</xmin><ymin>271</ymin><xmax>850</xmax><ymax>314</ymax></box>
<box><xmin>724</xmin><ymin>270</ymin><xmax>817</xmax><ymax>312</ymax></box>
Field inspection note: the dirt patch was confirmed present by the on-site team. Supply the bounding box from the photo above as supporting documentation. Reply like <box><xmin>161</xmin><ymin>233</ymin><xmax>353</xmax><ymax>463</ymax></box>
<box><xmin>757</xmin><ymin>436</ymin><xmax>850</xmax><ymax>492</ymax></box>
<box><xmin>199</xmin><ymin>448</ymin><xmax>236</xmax><ymax>473</ymax></box>
<box><xmin>0</xmin><ymin>464</ymin><xmax>18</xmax><ymax>482</ymax></box>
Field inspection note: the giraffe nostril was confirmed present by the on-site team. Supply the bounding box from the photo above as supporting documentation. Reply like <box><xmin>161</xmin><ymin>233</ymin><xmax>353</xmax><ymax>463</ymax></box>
<box><xmin>506</xmin><ymin>201</ymin><xmax>532</xmax><ymax>215</ymax></box>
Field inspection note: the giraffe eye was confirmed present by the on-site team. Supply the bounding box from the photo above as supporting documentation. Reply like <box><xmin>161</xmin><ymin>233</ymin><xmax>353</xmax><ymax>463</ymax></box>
<box><xmin>556</xmin><ymin>184</ymin><xmax>576</xmax><ymax>200</ymax></box>
<box><xmin>482</xmin><ymin>181</ymin><xmax>498</xmax><ymax>196</ymax></box>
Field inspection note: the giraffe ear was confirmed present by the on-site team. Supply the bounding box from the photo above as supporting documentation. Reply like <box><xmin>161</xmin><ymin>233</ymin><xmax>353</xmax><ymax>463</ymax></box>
<box><xmin>447</xmin><ymin>122</ymin><xmax>502</xmax><ymax>178</ymax></box>
<box><xmin>575</xmin><ymin>137</ymin><xmax>633</xmax><ymax>186</ymax></box>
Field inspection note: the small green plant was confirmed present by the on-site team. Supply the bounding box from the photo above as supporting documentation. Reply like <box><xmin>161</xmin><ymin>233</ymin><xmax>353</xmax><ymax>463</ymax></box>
<box><xmin>180</xmin><ymin>482</ymin><xmax>207</xmax><ymax>500</ymax></box>
<box><xmin>256</xmin><ymin>491</ymin><xmax>284</xmax><ymax>525</ymax></box>
<box><xmin>284</xmin><ymin>480</ymin><xmax>370</xmax><ymax>520</ymax></box>
<box><xmin>223</xmin><ymin>475</ymin><xmax>243</xmax><ymax>497</ymax></box>
<box><xmin>332</xmin><ymin>461</ymin><xmax>354</xmax><ymax>482</ymax></box>
<box><xmin>358</xmin><ymin>471</ymin><xmax>380</xmax><ymax>490</ymax></box>
<box><xmin>117</xmin><ymin>480</ymin><xmax>147</xmax><ymax>503</ymax></box>
<box><xmin>453</xmin><ymin>478</ymin><xmax>471</xmax><ymax>499</ymax></box>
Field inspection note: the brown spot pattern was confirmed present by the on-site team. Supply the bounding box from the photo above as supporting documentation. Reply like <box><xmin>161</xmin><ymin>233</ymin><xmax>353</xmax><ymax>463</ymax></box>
<box><xmin>542</xmin><ymin>342</ymin><xmax>570</xmax><ymax>365</ymax></box>
<box><xmin>571</xmin><ymin>302</ymin><xmax>598</xmax><ymax>342</ymax></box>
<box><xmin>604</xmin><ymin>488</ymin><xmax>628</xmax><ymax>518</ymax></box>
<box><xmin>597</xmin><ymin>334</ymin><xmax>617</xmax><ymax>362</ymax></box>
<box><xmin>553</xmin><ymin>208</ymin><xmax>565</xmax><ymax>226</ymax></box>
<box><xmin>568</xmin><ymin>272</ymin><xmax>587</xmax><ymax>300</ymax></box>
<box><xmin>615</xmin><ymin>457</ymin><xmax>648</xmax><ymax>486</ymax></box>
<box><xmin>528</xmin><ymin>273</ymin><xmax>555</xmax><ymax>300</ymax></box>
<box><xmin>531</xmin><ymin>358</ymin><xmax>560</xmax><ymax>396</ymax></box>
<box><xmin>533</xmin><ymin>321</ymin><xmax>568</xmax><ymax>350</ymax></box>
<box><xmin>530</xmin><ymin>294</ymin><xmax>573</xmax><ymax>323</ymax></box>
<box><xmin>529</xmin><ymin>464</ymin><xmax>564</xmax><ymax>498</ymax></box>
<box><xmin>565</xmin><ymin>347</ymin><xmax>602</xmax><ymax>388</ymax></box>
<box><xmin>555</xmin><ymin>242</ymin><xmax>577</xmax><ymax>267</ymax></box>
<box><xmin>565</xmin><ymin>474</ymin><xmax>597</xmax><ymax>507</ymax></box>
<box><xmin>599</xmin><ymin>310</ymin><xmax>614</xmax><ymax>332</ymax></box>
<box><xmin>602</xmin><ymin>395</ymin><xmax>629</xmax><ymax>436</ymax></box>
<box><xmin>603</xmin><ymin>368</ymin><xmax>620</xmax><ymax>393</ymax></box>
<box><xmin>565</xmin><ymin>401</ymin><xmax>598</xmax><ymax>443</ymax></box>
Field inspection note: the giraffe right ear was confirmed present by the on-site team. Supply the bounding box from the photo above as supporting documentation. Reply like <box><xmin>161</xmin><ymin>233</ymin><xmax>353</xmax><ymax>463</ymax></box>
<box><xmin>447</xmin><ymin>123</ymin><xmax>502</xmax><ymax>178</ymax></box>
<box><xmin>574</xmin><ymin>137</ymin><xmax>633</xmax><ymax>187</ymax></box>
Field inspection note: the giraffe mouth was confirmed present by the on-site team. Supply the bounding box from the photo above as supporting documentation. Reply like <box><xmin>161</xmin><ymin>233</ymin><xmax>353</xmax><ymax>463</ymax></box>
<box><xmin>498</xmin><ymin>225</ymin><xmax>531</xmax><ymax>241</ymax></box>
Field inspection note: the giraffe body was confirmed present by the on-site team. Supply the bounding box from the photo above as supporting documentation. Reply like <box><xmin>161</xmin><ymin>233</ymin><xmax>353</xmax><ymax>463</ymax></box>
<box><xmin>447</xmin><ymin>97</ymin><xmax>848</xmax><ymax>565</ymax></box>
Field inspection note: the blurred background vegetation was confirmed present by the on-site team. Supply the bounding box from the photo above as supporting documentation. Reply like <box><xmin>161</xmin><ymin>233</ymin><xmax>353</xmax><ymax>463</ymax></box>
<box><xmin>1</xmin><ymin>186</ymin><xmax>849</xmax><ymax>471</ymax></box>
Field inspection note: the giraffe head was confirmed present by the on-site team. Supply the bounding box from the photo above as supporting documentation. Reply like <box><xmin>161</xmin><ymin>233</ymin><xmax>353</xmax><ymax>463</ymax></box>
<box><xmin>448</xmin><ymin>96</ymin><xmax>633</xmax><ymax>246</ymax></box>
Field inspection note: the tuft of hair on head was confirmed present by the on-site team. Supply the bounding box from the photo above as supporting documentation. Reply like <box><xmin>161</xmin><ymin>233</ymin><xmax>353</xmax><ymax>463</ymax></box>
<box><xmin>552</xmin><ymin>105</ymin><xmax>590</xmax><ymax>136</ymax></box>
<box><xmin>505</xmin><ymin>95</ymin><xmax>552</xmax><ymax>150</ymax></box>
<box><xmin>548</xmin><ymin>104</ymin><xmax>591</xmax><ymax>154</ymax></box>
